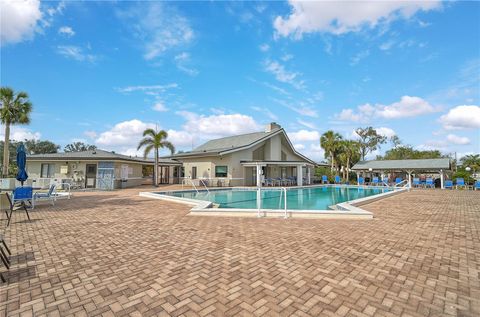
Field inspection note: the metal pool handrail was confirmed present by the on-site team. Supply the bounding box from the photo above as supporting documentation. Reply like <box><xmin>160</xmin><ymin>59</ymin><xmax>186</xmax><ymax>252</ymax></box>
<box><xmin>256</xmin><ymin>186</ymin><xmax>288</xmax><ymax>219</ymax></box>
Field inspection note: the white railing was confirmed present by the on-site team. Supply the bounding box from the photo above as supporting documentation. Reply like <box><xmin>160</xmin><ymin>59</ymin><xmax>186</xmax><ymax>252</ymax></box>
<box><xmin>256</xmin><ymin>186</ymin><xmax>288</xmax><ymax>219</ymax></box>
<box><xmin>394</xmin><ymin>179</ymin><xmax>409</xmax><ymax>188</ymax></box>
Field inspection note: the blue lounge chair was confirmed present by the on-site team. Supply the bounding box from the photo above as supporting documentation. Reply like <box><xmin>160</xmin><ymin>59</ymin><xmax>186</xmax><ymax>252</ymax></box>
<box><xmin>445</xmin><ymin>180</ymin><xmax>453</xmax><ymax>189</ymax></box>
<box><xmin>358</xmin><ymin>177</ymin><xmax>365</xmax><ymax>185</ymax></box>
<box><xmin>383</xmin><ymin>177</ymin><xmax>389</xmax><ymax>185</ymax></box>
<box><xmin>395</xmin><ymin>177</ymin><xmax>403</xmax><ymax>185</ymax></box>
<box><xmin>33</xmin><ymin>184</ymin><xmax>57</xmax><ymax>208</ymax></box>
<box><xmin>322</xmin><ymin>175</ymin><xmax>328</xmax><ymax>184</ymax></box>
<box><xmin>425</xmin><ymin>178</ymin><xmax>434</xmax><ymax>188</ymax></box>
<box><xmin>455</xmin><ymin>178</ymin><xmax>465</xmax><ymax>189</ymax></box>
<box><xmin>6</xmin><ymin>187</ymin><xmax>32</xmax><ymax>226</ymax></box>
<box><xmin>413</xmin><ymin>178</ymin><xmax>420</xmax><ymax>187</ymax></box>
<box><xmin>334</xmin><ymin>175</ymin><xmax>341</xmax><ymax>184</ymax></box>
<box><xmin>475</xmin><ymin>181</ymin><xmax>480</xmax><ymax>190</ymax></box>
<box><xmin>371</xmin><ymin>177</ymin><xmax>379</xmax><ymax>186</ymax></box>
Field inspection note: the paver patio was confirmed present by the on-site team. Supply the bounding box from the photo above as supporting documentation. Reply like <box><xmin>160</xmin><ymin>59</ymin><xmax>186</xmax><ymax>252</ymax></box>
<box><xmin>1</xmin><ymin>188</ymin><xmax>479</xmax><ymax>317</ymax></box>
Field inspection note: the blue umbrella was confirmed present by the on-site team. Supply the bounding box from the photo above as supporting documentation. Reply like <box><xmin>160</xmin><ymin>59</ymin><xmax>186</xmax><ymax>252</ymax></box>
<box><xmin>16</xmin><ymin>144</ymin><xmax>28</xmax><ymax>186</ymax></box>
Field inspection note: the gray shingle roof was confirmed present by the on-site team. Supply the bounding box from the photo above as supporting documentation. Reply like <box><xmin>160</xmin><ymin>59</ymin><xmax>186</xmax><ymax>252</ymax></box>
<box><xmin>170</xmin><ymin>130</ymin><xmax>278</xmax><ymax>157</ymax></box>
<box><xmin>27</xmin><ymin>149</ymin><xmax>181</xmax><ymax>165</ymax></box>
<box><xmin>352</xmin><ymin>158</ymin><xmax>451</xmax><ymax>171</ymax></box>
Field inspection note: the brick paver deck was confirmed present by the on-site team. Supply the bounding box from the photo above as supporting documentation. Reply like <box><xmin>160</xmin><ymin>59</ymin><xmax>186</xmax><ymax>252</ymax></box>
<box><xmin>1</xmin><ymin>188</ymin><xmax>479</xmax><ymax>316</ymax></box>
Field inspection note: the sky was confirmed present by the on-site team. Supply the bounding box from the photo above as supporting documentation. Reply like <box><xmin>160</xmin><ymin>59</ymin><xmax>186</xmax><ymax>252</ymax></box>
<box><xmin>1</xmin><ymin>0</ymin><xmax>479</xmax><ymax>161</ymax></box>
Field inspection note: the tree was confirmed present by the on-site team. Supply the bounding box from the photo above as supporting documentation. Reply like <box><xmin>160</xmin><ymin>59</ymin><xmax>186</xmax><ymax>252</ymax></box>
<box><xmin>380</xmin><ymin>145</ymin><xmax>444</xmax><ymax>160</ymax></box>
<box><xmin>338</xmin><ymin>140</ymin><xmax>361</xmax><ymax>180</ymax></box>
<box><xmin>0</xmin><ymin>87</ymin><xmax>33</xmax><ymax>177</ymax></box>
<box><xmin>355</xmin><ymin>127</ymin><xmax>387</xmax><ymax>160</ymax></box>
<box><xmin>320</xmin><ymin>130</ymin><xmax>343</xmax><ymax>171</ymax></box>
<box><xmin>390</xmin><ymin>135</ymin><xmax>402</xmax><ymax>148</ymax></box>
<box><xmin>64</xmin><ymin>142</ymin><xmax>97</xmax><ymax>152</ymax></box>
<box><xmin>24</xmin><ymin>139</ymin><xmax>60</xmax><ymax>154</ymax></box>
<box><xmin>137</xmin><ymin>129</ymin><xmax>175</xmax><ymax>186</ymax></box>
<box><xmin>461</xmin><ymin>154</ymin><xmax>480</xmax><ymax>173</ymax></box>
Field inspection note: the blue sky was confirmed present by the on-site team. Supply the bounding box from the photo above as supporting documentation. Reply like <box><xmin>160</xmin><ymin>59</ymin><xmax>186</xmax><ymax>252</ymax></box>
<box><xmin>1</xmin><ymin>0</ymin><xmax>479</xmax><ymax>161</ymax></box>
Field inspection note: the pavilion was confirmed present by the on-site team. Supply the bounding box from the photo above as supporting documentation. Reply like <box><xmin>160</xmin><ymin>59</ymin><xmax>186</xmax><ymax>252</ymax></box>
<box><xmin>351</xmin><ymin>158</ymin><xmax>452</xmax><ymax>188</ymax></box>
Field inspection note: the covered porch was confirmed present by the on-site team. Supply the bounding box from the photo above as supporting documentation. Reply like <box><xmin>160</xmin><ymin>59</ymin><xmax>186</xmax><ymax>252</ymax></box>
<box><xmin>241</xmin><ymin>161</ymin><xmax>315</xmax><ymax>187</ymax></box>
<box><xmin>351</xmin><ymin>158</ymin><xmax>452</xmax><ymax>189</ymax></box>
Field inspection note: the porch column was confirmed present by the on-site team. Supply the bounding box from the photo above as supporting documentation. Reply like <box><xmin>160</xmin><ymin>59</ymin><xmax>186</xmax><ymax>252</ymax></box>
<box><xmin>440</xmin><ymin>169</ymin><xmax>444</xmax><ymax>189</ymax></box>
<box><xmin>307</xmin><ymin>166</ymin><xmax>311</xmax><ymax>185</ymax></box>
<box><xmin>297</xmin><ymin>165</ymin><xmax>303</xmax><ymax>186</ymax></box>
<box><xmin>407</xmin><ymin>170</ymin><xmax>412</xmax><ymax>189</ymax></box>
<box><xmin>356</xmin><ymin>171</ymin><xmax>360</xmax><ymax>184</ymax></box>
<box><xmin>256</xmin><ymin>164</ymin><xmax>262</xmax><ymax>187</ymax></box>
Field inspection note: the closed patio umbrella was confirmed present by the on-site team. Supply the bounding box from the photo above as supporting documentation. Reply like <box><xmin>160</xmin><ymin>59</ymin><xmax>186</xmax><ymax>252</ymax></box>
<box><xmin>16</xmin><ymin>144</ymin><xmax>28</xmax><ymax>186</ymax></box>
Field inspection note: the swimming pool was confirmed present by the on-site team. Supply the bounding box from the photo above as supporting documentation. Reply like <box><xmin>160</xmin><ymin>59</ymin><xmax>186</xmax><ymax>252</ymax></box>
<box><xmin>154</xmin><ymin>186</ymin><xmax>393</xmax><ymax>211</ymax></box>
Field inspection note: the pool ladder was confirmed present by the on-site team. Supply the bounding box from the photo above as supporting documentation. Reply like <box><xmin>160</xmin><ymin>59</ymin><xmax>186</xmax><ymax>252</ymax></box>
<box><xmin>257</xmin><ymin>187</ymin><xmax>288</xmax><ymax>219</ymax></box>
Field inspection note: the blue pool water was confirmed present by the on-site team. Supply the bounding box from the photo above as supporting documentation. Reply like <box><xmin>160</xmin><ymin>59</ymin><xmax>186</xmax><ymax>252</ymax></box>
<box><xmin>159</xmin><ymin>186</ymin><xmax>392</xmax><ymax>210</ymax></box>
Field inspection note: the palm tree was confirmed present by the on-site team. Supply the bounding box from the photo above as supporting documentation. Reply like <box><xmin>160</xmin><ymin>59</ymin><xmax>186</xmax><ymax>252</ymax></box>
<box><xmin>320</xmin><ymin>130</ymin><xmax>343</xmax><ymax>171</ymax></box>
<box><xmin>339</xmin><ymin>140</ymin><xmax>360</xmax><ymax>180</ymax></box>
<box><xmin>137</xmin><ymin>129</ymin><xmax>175</xmax><ymax>186</ymax></box>
<box><xmin>0</xmin><ymin>87</ymin><xmax>32</xmax><ymax>177</ymax></box>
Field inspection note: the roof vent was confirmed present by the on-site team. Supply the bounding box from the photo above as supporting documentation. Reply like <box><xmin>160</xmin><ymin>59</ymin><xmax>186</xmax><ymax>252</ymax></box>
<box><xmin>265</xmin><ymin>122</ymin><xmax>281</xmax><ymax>133</ymax></box>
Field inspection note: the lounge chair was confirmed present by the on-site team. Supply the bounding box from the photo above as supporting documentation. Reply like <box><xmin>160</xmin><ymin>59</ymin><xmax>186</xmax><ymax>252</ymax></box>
<box><xmin>444</xmin><ymin>180</ymin><xmax>453</xmax><ymax>189</ymax></box>
<box><xmin>0</xmin><ymin>234</ymin><xmax>11</xmax><ymax>283</ymax></box>
<box><xmin>358</xmin><ymin>177</ymin><xmax>365</xmax><ymax>185</ymax></box>
<box><xmin>455</xmin><ymin>178</ymin><xmax>466</xmax><ymax>189</ymax></box>
<box><xmin>425</xmin><ymin>178</ymin><xmax>434</xmax><ymax>188</ymax></box>
<box><xmin>265</xmin><ymin>178</ymin><xmax>274</xmax><ymax>186</ymax></box>
<box><xmin>395</xmin><ymin>177</ymin><xmax>403</xmax><ymax>186</ymax></box>
<box><xmin>334</xmin><ymin>175</ymin><xmax>341</xmax><ymax>184</ymax></box>
<box><xmin>383</xmin><ymin>177</ymin><xmax>389</xmax><ymax>186</ymax></box>
<box><xmin>33</xmin><ymin>184</ymin><xmax>57</xmax><ymax>207</ymax></box>
<box><xmin>475</xmin><ymin>181</ymin><xmax>480</xmax><ymax>190</ymax></box>
<box><xmin>412</xmin><ymin>178</ymin><xmax>421</xmax><ymax>188</ymax></box>
<box><xmin>322</xmin><ymin>175</ymin><xmax>328</xmax><ymax>184</ymax></box>
<box><xmin>371</xmin><ymin>177</ymin><xmax>379</xmax><ymax>186</ymax></box>
<box><xmin>6</xmin><ymin>188</ymin><xmax>32</xmax><ymax>226</ymax></box>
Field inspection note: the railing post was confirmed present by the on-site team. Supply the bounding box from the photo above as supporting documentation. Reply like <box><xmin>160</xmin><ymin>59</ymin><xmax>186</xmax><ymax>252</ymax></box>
<box><xmin>257</xmin><ymin>187</ymin><xmax>261</xmax><ymax>218</ymax></box>
<box><xmin>283</xmin><ymin>187</ymin><xmax>288</xmax><ymax>219</ymax></box>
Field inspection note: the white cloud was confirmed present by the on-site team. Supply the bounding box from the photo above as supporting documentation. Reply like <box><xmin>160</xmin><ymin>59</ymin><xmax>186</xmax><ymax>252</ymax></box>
<box><xmin>379</xmin><ymin>40</ymin><xmax>395</xmax><ymax>51</ymax></box>
<box><xmin>281</xmin><ymin>54</ymin><xmax>293</xmax><ymax>62</ymax></box>
<box><xmin>0</xmin><ymin>0</ymin><xmax>42</xmax><ymax>45</ymax></box>
<box><xmin>178</xmin><ymin>111</ymin><xmax>261</xmax><ymax>139</ymax></box>
<box><xmin>165</xmin><ymin>129</ymin><xmax>195</xmax><ymax>148</ymax></box>
<box><xmin>152</xmin><ymin>101</ymin><xmax>168</xmax><ymax>112</ymax></box>
<box><xmin>95</xmin><ymin>120</ymin><xmax>155</xmax><ymax>150</ymax></box>
<box><xmin>375</xmin><ymin>127</ymin><xmax>396</xmax><ymax>138</ymax></box>
<box><xmin>271</xmin><ymin>98</ymin><xmax>318</xmax><ymax>118</ymax></box>
<box><xmin>174</xmin><ymin>52</ymin><xmax>198</xmax><ymax>76</ymax></box>
<box><xmin>446</xmin><ymin>134</ymin><xmax>470</xmax><ymax>145</ymax></box>
<box><xmin>57</xmin><ymin>45</ymin><xmax>97</xmax><ymax>63</ymax></box>
<box><xmin>274</xmin><ymin>1</ymin><xmax>441</xmax><ymax>38</ymax></box>
<box><xmin>250</xmin><ymin>106</ymin><xmax>278</xmax><ymax>121</ymax></box>
<box><xmin>58</xmin><ymin>26</ymin><xmax>75</xmax><ymax>37</ymax></box>
<box><xmin>264</xmin><ymin>59</ymin><xmax>305</xmax><ymax>90</ymax></box>
<box><xmin>0</xmin><ymin>125</ymin><xmax>41</xmax><ymax>141</ymax></box>
<box><xmin>117</xmin><ymin>2</ymin><xmax>194</xmax><ymax>60</ymax></box>
<box><xmin>84</xmin><ymin>130</ymin><xmax>97</xmax><ymax>139</ymax></box>
<box><xmin>288</xmin><ymin>130</ymin><xmax>320</xmax><ymax>143</ymax></box>
<box><xmin>259</xmin><ymin>43</ymin><xmax>270</xmax><ymax>52</ymax></box>
<box><xmin>294</xmin><ymin>143</ymin><xmax>305</xmax><ymax>150</ymax></box>
<box><xmin>116</xmin><ymin>83</ymin><xmax>178</xmax><ymax>95</ymax></box>
<box><xmin>297</xmin><ymin>119</ymin><xmax>316</xmax><ymax>130</ymax></box>
<box><xmin>335</xmin><ymin>96</ymin><xmax>438</xmax><ymax>122</ymax></box>
<box><xmin>439</xmin><ymin>105</ymin><xmax>480</xmax><ymax>130</ymax></box>
<box><xmin>303</xmin><ymin>143</ymin><xmax>325</xmax><ymax>162</ymax></box>
<box><xmin>350</xmin><ymin>50</ymin><xmax>370</xmax><ymax>66</ymax></box>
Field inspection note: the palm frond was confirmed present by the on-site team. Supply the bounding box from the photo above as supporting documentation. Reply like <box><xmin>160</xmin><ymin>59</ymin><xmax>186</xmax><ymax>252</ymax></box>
<box><xmin>137</xmin><ymin>138</ymin><xmax>153</xmax><ymax>150</ymax></box>
<box><xmin>142</xmin><ymin>128</ymin><xmax>157</xmax><ymax>138</ymax></box>
<box><xmin>143</xmin><ymin>144</ymin><xmax>154</xmax><ymax>159</ymax></box>
<box><xmin>161</xmin><ymin>141</ymin><xmax>175</xmax><ymax>154</ymax></box>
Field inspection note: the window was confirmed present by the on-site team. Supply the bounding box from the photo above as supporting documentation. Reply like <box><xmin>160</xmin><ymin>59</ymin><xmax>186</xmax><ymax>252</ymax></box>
<box><xmin>191</xmin><ymin>167</ymin><xmax>197</xmax><ymax>179</ymax></box>
<box><xmin>215</xmin><ymin>166</ymin><xmax>228</xmax><ymax>178</ymax></box>
<box><xmin>40</xmin><ymin>163</ymin><xmax>55</xmax><ymax>178</ymax></box>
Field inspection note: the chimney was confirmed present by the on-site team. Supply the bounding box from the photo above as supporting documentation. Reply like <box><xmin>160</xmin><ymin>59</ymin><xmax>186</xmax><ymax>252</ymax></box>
<box><xmin>265</xmin><ymin>122</ymin><xmax>281</xmax><ymax>133</ymax></box>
